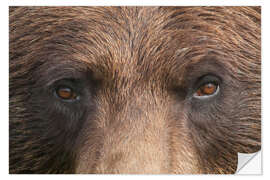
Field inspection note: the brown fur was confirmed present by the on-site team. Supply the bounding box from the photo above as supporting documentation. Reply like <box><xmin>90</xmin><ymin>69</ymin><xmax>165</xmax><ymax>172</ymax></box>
<box><xmin>9</xmin><ymin>6</ymin><xmax>261</xmax><ymax>174</ymax></box>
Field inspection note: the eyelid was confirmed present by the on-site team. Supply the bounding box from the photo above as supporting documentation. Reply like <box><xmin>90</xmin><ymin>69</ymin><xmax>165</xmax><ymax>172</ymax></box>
<box><xmin>195</xmin><ymin>75</ymin><xmax>220</xmax><ymax>89</ymax></box>
<box><xmin>46</xmin><ymin>76</ymin><xmax>80</xmax><ymax>88</ymax></box>
<box><xmin>192</xmin><ymin>74</ymin><xmax>221</xmax><ymax>99</ymax></box>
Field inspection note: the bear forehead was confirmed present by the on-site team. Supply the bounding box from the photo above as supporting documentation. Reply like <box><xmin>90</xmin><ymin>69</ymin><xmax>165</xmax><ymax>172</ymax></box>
<box><xmin>31</xmin><ymin>7</ymin><xmax>228</xmax><ymax>77</ymax></box>
<box><xmin>11</xmin><ymin>7</ymin><xmax>255</xmax><ymax>85</ymax></box>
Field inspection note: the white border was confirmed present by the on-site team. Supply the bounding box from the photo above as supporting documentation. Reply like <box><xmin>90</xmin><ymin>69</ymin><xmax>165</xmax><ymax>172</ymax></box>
<box><xmin>2</xmin><ymin>0</ymin><xmax>269</xmax><ymax>179</ymax></box>
<box><xmin>1</xmin><ymin>0</ymin><xmax>9</xmax><ymax>177</ymax></box>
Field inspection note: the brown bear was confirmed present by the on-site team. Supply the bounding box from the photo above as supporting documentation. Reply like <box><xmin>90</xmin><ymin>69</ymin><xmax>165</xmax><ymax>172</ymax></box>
<box><xmin>9</xmin><ymin>6</ymin><xmax>261</xmax><ymax>174</ymax></box>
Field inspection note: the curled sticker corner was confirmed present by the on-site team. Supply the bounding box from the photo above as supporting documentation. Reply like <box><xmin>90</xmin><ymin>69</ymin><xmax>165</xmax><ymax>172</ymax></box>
<box><xmin>236</xmin><ymin>150</ymin><xmax>261</xmax><ymax>174</ymax></box>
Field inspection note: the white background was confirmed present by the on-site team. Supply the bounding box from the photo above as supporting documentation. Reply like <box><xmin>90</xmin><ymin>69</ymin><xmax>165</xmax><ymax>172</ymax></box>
<box><xmin>1</xmin><ymin>0</ymin><xmax>268</xmax><ymax>179</ymax></box>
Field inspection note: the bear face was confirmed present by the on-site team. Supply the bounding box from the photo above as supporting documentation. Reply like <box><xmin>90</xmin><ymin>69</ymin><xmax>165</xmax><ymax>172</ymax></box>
<box><xmin>9</xmin><ymin>7</ymin><xmax>261</xmax><ymax>174</ymax></box>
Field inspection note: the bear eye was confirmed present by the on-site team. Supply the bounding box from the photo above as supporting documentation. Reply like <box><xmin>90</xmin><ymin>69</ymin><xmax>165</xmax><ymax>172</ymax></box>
<box><xmin>55</xmin><ymin>86</ymin><xmax>78</xmax><ymax>101</ymax></box>
<box><xmin>194</xmin><ymin>82</ymin><xmax>219</xmax><ymax>98</ymax></box>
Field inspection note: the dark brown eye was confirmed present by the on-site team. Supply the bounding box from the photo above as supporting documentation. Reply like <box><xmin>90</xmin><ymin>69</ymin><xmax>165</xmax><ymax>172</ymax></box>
<box><xmin>194</xmin><ymin>83</ymin><xmax>218</xmax><ymax>97</ymax></box>
<box><xmin>56</xmin><ymin>86</ymin><xmax>78</xmax><ymax>100</ymax></box>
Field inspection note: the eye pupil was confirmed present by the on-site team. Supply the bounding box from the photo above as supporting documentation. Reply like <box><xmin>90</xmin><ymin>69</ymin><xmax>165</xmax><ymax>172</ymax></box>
<box><xmin>56</xmin><ymin>86</ymin><xmax>77</xmax><ymax>100</ymax></box>
<box><xmin>202</xmin><ymin>83</ymin><xmax>216</xmax><ymax>95</ymax></box>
